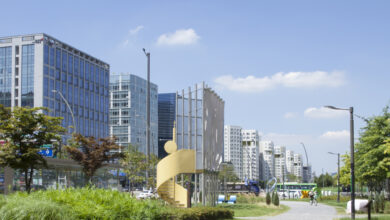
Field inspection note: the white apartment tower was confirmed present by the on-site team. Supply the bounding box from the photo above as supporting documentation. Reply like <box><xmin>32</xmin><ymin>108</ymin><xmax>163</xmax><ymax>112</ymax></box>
<box><xmin>294</xmin><ymin>154</ymin><xmax>303</xmax><ymax>179</ymax></box>
<box><xmin>274</xmin><ymin>146</ymin><xmax>287</xmax><ymax>182</ymax></box>
<box><xmin>286</xmin><ymin>150</ymin><xmax>295</xmax><ymax>174</ymax></box>
<box><xmin>242</xmin><ymin>129</ymin><xmax>260</xmax><ymax>180</ymax></box>
<box><xmin>260</xmin><ymin>141</ymin><xmax>274</xmax><ymax>181</ymax></box>
<box><xmin>223</xmin><ymin>125</ymin><xmax>243</xmax><ymax>179</ymax></box>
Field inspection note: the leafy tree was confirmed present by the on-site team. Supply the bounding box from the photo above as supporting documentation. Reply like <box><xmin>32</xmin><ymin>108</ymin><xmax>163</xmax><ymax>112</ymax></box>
<box><xmin>339</xmin><ymin>153</ymin><xmax>351</xmax><ymax>186</ymax></box>
<box><xmin>0</xmin><ymin>106</ymin><xmax>65</xmax><ymax>193</ymax></box>
<box><xmin>355</xmin><ymin>106</ymin><xmax>390</xmax><ymax>191</ymax></box>
<box><xmin>273</xmin><ymin>192</ymin><xmax>280</xmax><ymax>206</ymax></box>
<box><xmin>65</xmin><ymin>134</ymin><xmax>124</xmax><ymax>184</ymax></box>
<box><xmin>314</xmin><ymin>173</ymin><xmax>334</xmax><ymax>187</ymax></box>
<box><xmin>120</xmin><ymin>144</ymin><xmax>159</xmax><ymax>190</ymax></box>
<box><xmin>218</xmin><ymin>162</ymin><xmax>239</xmax><ymax>183</ymax></box>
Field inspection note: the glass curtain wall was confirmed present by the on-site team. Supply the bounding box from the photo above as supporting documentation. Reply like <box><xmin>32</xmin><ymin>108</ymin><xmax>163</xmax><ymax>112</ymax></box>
<box><xmin>0</xmin><ymin>46</ymin><xmax>12</xmax><ymax>107</ymax></box>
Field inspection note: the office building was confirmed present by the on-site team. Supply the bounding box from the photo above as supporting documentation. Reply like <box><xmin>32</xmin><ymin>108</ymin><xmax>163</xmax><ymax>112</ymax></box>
<box><xmin>158</xmin><ymin>93</ymin><xmax>176</xmax><ymax>159</ymax></box>
<box><xmin>109</xmin><ymin>73</ymin><xmax>158</xmax><ymax>155</ymax></box>
<box><xmin>260</xmin><ymin>140</ymin><xmax>274</xmax><ymax>181</ymax></box>
<box><xmin>0</xmin><ymin>33</ymin><xmax>109</xmax><ymax>139</ymax></box>
<box><xmin>242</xmin><ymin>129</ymin><xmax>260</xmax><ymax>180</ymax></box>
<box><xmin>223</xmin><ymin>125</ymin><xmax>243</xmax><ymax>179</ymax></box>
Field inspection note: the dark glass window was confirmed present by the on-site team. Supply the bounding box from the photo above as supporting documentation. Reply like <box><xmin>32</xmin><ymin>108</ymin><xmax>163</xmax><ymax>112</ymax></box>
<box><xmin>56</xmin><ymin>48</ymin><xmax>61</xmax><ymax>69</ymax></box>
<box><xmin>68</xmin><ymin>54</ymin><xmax>73</xmax><ymax>74</ymax></box>
<box><xmin>62</xmin><ymin>51</ymin><xmax>67</xmax><ymax>72</ymax></box>
<box><xmin>56</xmin><ymin>70</ymin><xmax>60</xmax><ymax>80</ymax></box>
<box><xmin>85</xmin><ymin>62</ymin><xmax>89</xmax><ymax>81</ymax></box>
<box><xmin>50</xmin><ymin>68</ymin><xmax>54</xmax><ymax>77</ymax></box>
<box><xmin>90</xmin><ymin>64</ymin><xmax>94</xmax><ymax>82</ymax></box>
<box><xmin>68</xmin><ymin>75</ymin><xmax>73</xmax><ymax>84</ymax></box>
<box><xmin>74</xmin><ymin>77</ymin><xmax>78</xmax><ymax>86</ymax></box>
<box><xmin>68</xmin><ymin>86</ymin><xmax>72</xmax><ymax>104</ymax></box>
<box><xmin>43</xmin><ymin>77</ymin><xmax>49</xmax><ymax>97</ymax></box>
<box><xmin>80</xmin><ymin>89</ymin><xmax>84</xmax><ymax>107</ymax></box>
<box><xmin>80</xmin><ymin>60</ymin><xmax>84</xmax><ymax>79</ymax></box>
<box><xmin>74</xmin><ymin>87</ymin><xmax>78</xmax><ymax>105</ymax></box>
<box><xmin>62</xmin><ymin>83</ymin><xmax>67</xmax><ymax>99</ymax></box>
<box><xmin>85</xmin><ymin>91</ymin><xmax>89</xmax><ymax>108</ymax></box>
<box><xmin>49</xmin><ymin>79</ymin><xmax>54</xmax><ymax>98</ymax></box>
<box><xmin>21</xmin><ymin>45</ymin><xmax>34</xmax><ymax>107</ymax></box>
<box><xmin>44</xmin><ymin>44</ymin><xmax>49</xmax><ymax>65</ymax></box>
<box><xmin>55</xmin><ymin>81</ymin><xmax>60</xmax><ymax>95</ymax></box>
<box><xmin>49</xmin><ymin>47</ymin><xmax>55</xmax><ymax>67</ymax></box>
<box><xmin>44</xmin><ymin>66</ymin><xmax>49</xmax><ymax>76</ymax></box>
<box><xmin>74</xmin><ymin>56</ymin><xmax>79</xmax><ymax>76</ymax></box>
<box><xmin>90</xmin><ymin>93</ymin><xmax>94</xmax><ymax>109</ymax></box>
<box><xmin>62</xmin><ymin>72</ymin><xmax>67</xmax><ymax>82</ymax></box>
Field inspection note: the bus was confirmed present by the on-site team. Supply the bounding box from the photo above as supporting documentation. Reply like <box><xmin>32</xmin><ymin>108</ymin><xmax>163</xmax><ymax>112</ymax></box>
<box><xmin>222</xmin><ymin>181</ymin><xmax>260</xmax><ymax>195</ymax></box>
<box><xmin>276</xmin><ymin>182</ymin><xmax>317</xmax><ymax>198</ymax></box>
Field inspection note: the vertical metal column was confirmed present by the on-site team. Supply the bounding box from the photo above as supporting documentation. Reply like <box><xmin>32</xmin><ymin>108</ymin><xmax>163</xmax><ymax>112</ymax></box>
<box><xmin>201</xmin><ymin>82</ymin><xmax>206</xmax><ymax>205</ymax></box>
<box><xmin>194</xmin><ymin>84</ymin><xmax>198</xmax><ymax>204</ymax></box>
<box><xmin>181</xmin><ymin>89</ymin><xmax>185</xmax><ymax>186</ymax></box>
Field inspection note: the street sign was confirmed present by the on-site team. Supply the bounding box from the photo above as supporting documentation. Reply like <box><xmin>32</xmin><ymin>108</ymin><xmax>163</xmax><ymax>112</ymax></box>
<box><xmin>38</xmin><ymin>149</ymin><xmax>53</xmax><ymax>157</ymax></box>
<box><xmin>42</xmin><ymin>144</ymin><xmax>52</xmax><ymax>148</ymax></box>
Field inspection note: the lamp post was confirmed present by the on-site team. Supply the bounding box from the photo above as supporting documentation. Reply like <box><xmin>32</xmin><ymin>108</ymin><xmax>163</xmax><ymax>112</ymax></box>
<box><xmin>324</xmin><ymin>105</ymin><xmax>354</xmax><ymax>219</ymax></box>
<box><xmin>52</xmin><ymin>90</ymin><xmax>76</xmax><ymax>134</ymax></box>
<box><xmin>328</xmin><ymin>152</ymin><xmax>340</xmax><ymax>203</ymax></box>
<box><xmin>142</xmin><ymin>48</ymin><xmax>151</xmax><ymax>185</ymax></box>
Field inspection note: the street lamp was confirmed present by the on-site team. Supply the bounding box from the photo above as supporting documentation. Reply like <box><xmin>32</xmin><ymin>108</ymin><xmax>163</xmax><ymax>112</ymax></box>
<box><xmin>328</xmin><ymin>152</ymin><xmax>340</xmax><ymax>203</ymax></box>
<box><xmin>324</xmin><ymin>105</ymin><xmax>355</xmax><ymax>219</ymax></box>
<box><xmin>143</xmin><ymin>48</ymin><xmax>151</xmax><ymax>184</ymax></box>
<box><xmin>52</xmin><ymin>90</ymin><xmax>76</xmax><ymax>134</ymax></box>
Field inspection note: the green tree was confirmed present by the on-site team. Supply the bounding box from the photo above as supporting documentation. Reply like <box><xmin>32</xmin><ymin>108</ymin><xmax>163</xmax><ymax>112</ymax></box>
<box><xmin>339</xmin><ymin>153</ymin><xmax>351</xmax><ymax>186</ymax></box>
<box><xmin>65</xmin><ymin>134</ymin><xmax>124</xmax><ymax>184</ymax></box>
<box><xmin>355</xmin><ymin>106</ymin><xmax>390</xmax><ymax>191</ymax></box>
<box><xmin>218</xmin><ymin>162</ymin><xmax>239</xmax><ymax>183</ymax></box>
<box><xmin>120</xmin><ymin>144</ymin><xmax>158</xmax><ymax>190</ymax></box>
<box><xmin>266</xmin><ymin>192</ymin><xmax>271</xmax><ymax>205</ymax></box>
<box><xmin>314</xmin><ymin>173</ymin><xmax>334</xmax><ymax>187</ymax></box>
<box><xmin>0</xmin><ymin>106</ymin><xmax>65</xmax><ymax>193</ymax></box>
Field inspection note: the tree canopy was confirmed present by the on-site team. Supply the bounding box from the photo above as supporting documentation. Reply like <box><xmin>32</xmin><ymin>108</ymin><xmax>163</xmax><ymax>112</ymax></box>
<box><xmin>66</xmin><ymin>134</ymin><xmax>124</xmax><ymax>184</ymax></box>
<box><xmin>0</xmin><ymin>106</ymin><xmax>65</xmax><ymax>193</ymax></box>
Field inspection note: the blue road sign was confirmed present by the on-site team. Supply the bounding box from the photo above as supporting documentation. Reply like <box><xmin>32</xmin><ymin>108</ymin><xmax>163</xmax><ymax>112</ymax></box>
<box><xmin>38</xmin><ymin>149</ymin><xmax>53</xmax><ymax>157</ymax></box>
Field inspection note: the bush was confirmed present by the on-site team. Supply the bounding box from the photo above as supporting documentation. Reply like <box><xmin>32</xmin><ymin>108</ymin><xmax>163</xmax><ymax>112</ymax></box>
<box><xmin>318</xmin><ymin>195</ymin><xmax>350</xmax><ymax>202</ymax></box>
<box><xmin>236</xmin><ymin>193</ymin><xmax>264</xmax><ymax>204</ymax></box>
<box><xmin>172</xmin><ymin>207</ymin><xmax>233</xmax><ymax>220</ymax></box>
<box><xmin>374</xmin><ymin>193</ymin><xmax>380</xmax><ymax>213</ymax></box>
<box><xmin>273</xmin><ymin>192</ymin><xmax>279</xmax><ymax>206</ymax></box>
<box><xmin>266</xmin><ymin>192</ymin><xmax>271</xmax><ymax>205</ymax></box>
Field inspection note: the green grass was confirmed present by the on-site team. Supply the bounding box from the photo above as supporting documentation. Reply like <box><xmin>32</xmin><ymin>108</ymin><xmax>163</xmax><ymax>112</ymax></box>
<box><xmin>220</xmin><ymin>203</ymin><xmax>289</xmax><ymax>217</ymax></box>
<box><xmin>337</xmin><ymin>215</ymin><xmax>390</xmax><ymax>220</ymax></box>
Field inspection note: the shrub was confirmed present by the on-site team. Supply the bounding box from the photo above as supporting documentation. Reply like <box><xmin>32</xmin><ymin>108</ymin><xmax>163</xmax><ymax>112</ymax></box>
<box><xmin>318</xmin><ymin>195</ymin><xmax>350</xmax><ymax>202</ymax></box>
<box><xmin>236</xmin><ymin>193</ymin><xmax>265</xmax><ymax>204</ymax></box>
<box><xmin>273</xmin><ymin>192</ymin><xmax>279</xmax><ymax>206</ymax></box>
<box><xmin>266</xmin><ymin>192</ymin><xmax>271</xmax><ymax>205</ymax></box>
<box><xmin>374</xmin><ymin>193</ymin><xmax>380</xmax><ymax>213</ymax></box>
<box><xmin>172</xmin><ymin>206</ymin><xmax>234</xmax><ymax>220</ymax></box>
<box><xmin>380</xmin><ymin>192</ymin><xmax>385</xmax><ymax>213</ymax></box>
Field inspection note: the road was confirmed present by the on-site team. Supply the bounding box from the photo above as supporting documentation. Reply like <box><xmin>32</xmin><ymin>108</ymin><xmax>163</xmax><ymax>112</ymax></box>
<box><xmin>238</xmin><ymin>201</ymin><xmax>338</xmax><ymax>220</ymax></box>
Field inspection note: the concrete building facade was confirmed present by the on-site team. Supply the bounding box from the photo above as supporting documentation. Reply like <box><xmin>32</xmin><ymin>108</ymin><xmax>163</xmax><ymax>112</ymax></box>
<box><xmin>274</xmin><ymin>145</ymin><xmax>287</xmax><ymax>182</ymax></box>
<box><xmin>242</xmin><ymin>129</ymin><xmax>260</xmax><ymax>180</ymax></box>
<box><xmin>223</xmin><ymin>125</ymin><xmax>243</xmax><ymax>179</ymax></box>
<box><xmin>260</xmin><ymin>140</ymin><xmax>274</xmax><ymax>181</ymax></box>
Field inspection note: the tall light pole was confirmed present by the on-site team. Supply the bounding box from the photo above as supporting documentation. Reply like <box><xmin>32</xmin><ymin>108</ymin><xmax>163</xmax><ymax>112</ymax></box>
<box><xmin>300</xmin><ymin>142</ymin><xmax>309</xmax><ymax>182</ymax></box>
<box><xmin>325</xmin><ymin>105</ymin><xmax>355</xmax><ymax>219</ymax></box>
<box><xmin>52</xmin><ymin>90</ymin><xmax>76</xmax><ymax>134</ymax></box>
<box><xmin>143</xmin><ymin>48</ymin><xmax>151</xmax><ymax>185</ymax></box>
<box><xmin>328</xmin><ymin>152</ymin><xmax>340</xmax><ymax>203</ymax></box>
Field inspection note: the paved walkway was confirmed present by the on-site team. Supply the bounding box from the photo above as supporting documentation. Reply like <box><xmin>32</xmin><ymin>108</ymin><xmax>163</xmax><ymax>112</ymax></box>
<box><xmin>238</xmin><ymin>201</ymin><xmax>338</xmax><ymax>220</ymax></box>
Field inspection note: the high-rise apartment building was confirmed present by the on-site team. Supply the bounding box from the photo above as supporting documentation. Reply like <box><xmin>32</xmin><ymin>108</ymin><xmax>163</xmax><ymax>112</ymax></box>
<box><xmin>109</xmin><ymin>73</ymin><xmax>158</xmax><ymax>155</ymax></box>
<box><xmin>0</xmin><ymin>33</ymin><xmax>109</xmax><ymax>139</ymax></box>
<box><xmin>223</xmin><ymin>125</ymin><xmax>243</xmax><ymax>179</ymax></box>
<box><xmin>274</xmin><ymin>145</ymin><xmax>287</xmax><ymax>182</ymax></box>
<box><xmin>158</xmin><ymin>93</ymin><xmax>176</xmax><ymax>159</ymax></box>
<box><xmin>286</xmin><ymin>150</ymin><xmax>295</xmax><ymax>174</ymax></box>
<box><xmin>242</xmin><ymin>129</ymin><xmax>260</xmax><ymax>180</ymax></box>
<box><xmin>260</xmin><ymin>141</ymin><xmax>274</xmax><ymax>181</ymax></box>
<box><xmin>302</xmin><ymin>165</ymin><xmax>312</xmax><ymax>183</ymax></box>
<box><xmin>293</xmin><ymin>153</ymin><xmax>303</xmax><ymax>179</ymax></box>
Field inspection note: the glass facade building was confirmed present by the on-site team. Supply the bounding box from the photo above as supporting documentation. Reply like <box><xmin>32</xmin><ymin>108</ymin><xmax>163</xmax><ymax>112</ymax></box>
<box><xmin>0</xmin><ymin>33</ymin><xmax>110</xmax><ymax>139</ymax></box>
<box><xmin>109</xmin><ymin>74</ymin><xmax>158</xmax><ymax>155</ymax></box>
<box><xmin>157</xmin><ymin>93</ymin><xmax>176</xmax><ymax>159</ymax></box>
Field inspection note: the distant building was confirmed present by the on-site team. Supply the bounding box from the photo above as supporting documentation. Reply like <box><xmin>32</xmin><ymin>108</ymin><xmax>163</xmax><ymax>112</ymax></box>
<box><xmin>242</xmin><ymin>129</ymin><xmax>260</xmax><ymax>180</ymax></box>
<box><xmin>0</xmin><ymin>33</ymin><xmax>109</xmax><ymax>139</ymax></box>
<box><xmin>223</xmin><ymin>125</ymin><xmax>243</xmax><ymax>179</ymax></box>
<box><xmin>302</xmin><ymin>165</ymin><xmax>312</xmax><ymax>183</ymax></box>
<box><xmin>158</xmin><ymin>93</ymin><xmax>176</xmax><ymax>159</ymax></box>
<box><xmin>274</xmin><ymin>146</ymin><xmax>287</xmax><ymax>182</ymax></box>
<box><xmin>286</xmin><ymin>150</ymin><xmax>295</xmax><ymax>174</ymax></box>
<box><xmin>109</xmin><ymin>73</ymin><xmax>158</xmax><ymax>154</ymax></box>
<box><xmin>260</xmin><ymin>141</ymin><xmax>274</xmax><ymax>181</ymax></box>
<box><xmin>293</xmin><ymin>153</ymin><xmax>303</xmax><ymax>179</ymax></box>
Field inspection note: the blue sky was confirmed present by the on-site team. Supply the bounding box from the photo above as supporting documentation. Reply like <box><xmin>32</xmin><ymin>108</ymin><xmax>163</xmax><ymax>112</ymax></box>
<box><xmin>1</xmin><ymin>0</ymin><xmax>390</xmax><ymax>174</ymax></box>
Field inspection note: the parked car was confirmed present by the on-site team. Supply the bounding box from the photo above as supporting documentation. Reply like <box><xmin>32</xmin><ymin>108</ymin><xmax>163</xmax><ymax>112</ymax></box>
<box><xmin>136</xmin><ymin>190</ymin><xmax>154</xmax><ymax>199</ymax></box>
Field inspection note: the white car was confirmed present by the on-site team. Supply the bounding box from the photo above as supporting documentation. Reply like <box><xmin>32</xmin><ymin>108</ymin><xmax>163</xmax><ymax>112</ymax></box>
<box><xmin>136</xmin><ymin>191</ymin><xmax>154</xmax><ymax>199</ymax></box>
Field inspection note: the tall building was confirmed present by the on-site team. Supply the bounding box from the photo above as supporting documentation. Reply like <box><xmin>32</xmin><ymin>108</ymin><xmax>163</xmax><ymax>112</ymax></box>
<box><xmin>260</xmin><ymin>141</ymin><xmax>274</xmax><ymax>181</ymax></box>
<box><xmin>109</xmin><ymin>73</ymin><xmax>158</xmax><ymax>155</ymax></box>
<box><xmin>286</xmin><ymin>150</ymin><xmax>295</xmax><ymax>174</ymax></box>
<box><xmin>274</xmin><ymin>145</ymin><xmax>287</xmax><ymax>182</ymax></box>
<box><xmin>223</xmin><ymin>125</ymin><xmax>243</xmax><ymax>179</ymax></box>
<box><xmin>158</xmin><ymin>93</ymin><xmax>176</xmax><ymax>159</ymax></box>
<box><xmin>302</xmin><ymin>165</ymin><xmax>312</xmax><ymax>183</ymax></box>
<box><xmin>242</xmin><ymin>129</ymin><xmax>260</xmax><ymax>180</ymax></box>
<box><xmin>0</xmin><ymin>33</ymin><xmax>109</xmax><ymax>139</ymax></box>
<box><xmin>293</xmin><ymin>153</ymin><xmax>303</xmax><ymax>179</ymax></box>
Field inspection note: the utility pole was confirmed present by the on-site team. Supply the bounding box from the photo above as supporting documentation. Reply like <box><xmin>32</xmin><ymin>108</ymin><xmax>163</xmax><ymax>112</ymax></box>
<box><xmin>143</xmin><ymin>48</ymin><xmax>150</xmax><ymax>186</ymax></box>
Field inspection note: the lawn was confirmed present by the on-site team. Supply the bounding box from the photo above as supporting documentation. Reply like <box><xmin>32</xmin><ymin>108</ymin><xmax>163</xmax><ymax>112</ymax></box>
<box><xmin>337</xmin><ymin>215</ymin><xmax>390</xmax><ymax>220</ymax></box>
<box><xmin>220</xmin><ymin>202</ymin><xmax>289</xmax><ymax>217</ymax></box>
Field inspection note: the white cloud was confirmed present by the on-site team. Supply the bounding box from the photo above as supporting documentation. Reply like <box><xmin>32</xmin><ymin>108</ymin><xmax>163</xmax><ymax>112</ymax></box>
<box><xmin>157</xmin><ymin>28</ymin><xmax>200</xmax><ymax>46</ymax></box>
<box><xmin>284</xmin><ymin>112</ymin><xmax>296</xmax><ymax>119</ymax></box>
<box><xmin>320</xmin><ymin>130</ymin><xmax>349</xmax><ymax>139</ymax></box>
<box><xmin>129</xmin><ymin>25</ymin><xmax>144</xmax><ymax>35</ymax></box>
<box><xmin>304</xmin><ymin>107</ymin><xmax>348</xmax><ymax>119</ymax></box>
<box><xmin>214</xmin><ymin>71</ymin><xmax>345</xmax><ymax>93</ymax></box>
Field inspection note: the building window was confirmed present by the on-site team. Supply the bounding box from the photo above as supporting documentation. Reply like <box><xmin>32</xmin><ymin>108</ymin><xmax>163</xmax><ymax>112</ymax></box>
<box><xmin>21</xmin><ymin>44</ymin><xmax>34</xmax><ymax>107</ymax></box>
